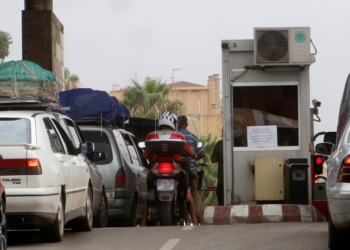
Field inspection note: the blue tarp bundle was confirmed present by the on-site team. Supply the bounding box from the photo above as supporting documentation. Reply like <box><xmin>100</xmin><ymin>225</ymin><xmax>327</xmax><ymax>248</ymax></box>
<box><xmin>59</xmin><ymin>88</ymin><xmax>130</xmax><ymax>125</ymax></box>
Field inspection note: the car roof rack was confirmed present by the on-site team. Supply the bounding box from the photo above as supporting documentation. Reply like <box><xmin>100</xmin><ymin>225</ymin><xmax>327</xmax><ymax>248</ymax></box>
<box><xmin>0</xmin><ymin>97</ymin><xmax>64</xmax><ymax>113</ymax></box>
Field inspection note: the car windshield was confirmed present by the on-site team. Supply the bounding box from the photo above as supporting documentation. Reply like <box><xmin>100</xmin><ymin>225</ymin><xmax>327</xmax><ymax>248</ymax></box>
<box><xmin>0</xmin><ymin>118</ymin><xmax>31</xmax><ymax>143</ymax></box>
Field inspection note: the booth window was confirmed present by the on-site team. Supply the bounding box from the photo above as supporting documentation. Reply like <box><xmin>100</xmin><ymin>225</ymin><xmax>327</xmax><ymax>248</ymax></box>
<box><xmin>232</xmin><ymin>85</ymin><xmax>298</xmax><ymax>147</ymax></box>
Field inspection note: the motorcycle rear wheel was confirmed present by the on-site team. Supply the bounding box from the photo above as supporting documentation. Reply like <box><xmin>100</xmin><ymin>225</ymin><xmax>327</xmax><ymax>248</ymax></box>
<box><xmin>160</xmin><ymin>201</ymin><xmax>173</xmax><ymax>226</ymax></box>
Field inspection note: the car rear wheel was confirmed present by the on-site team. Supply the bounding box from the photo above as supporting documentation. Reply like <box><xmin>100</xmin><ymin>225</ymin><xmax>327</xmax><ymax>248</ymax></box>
<box><xmin>72</xmin><ymin>187</ymin><xmax>93</xmax><ymax>231</ymax></box>
<box><xmin>328</xmin><ymin>213</ymin><xmax>350</xmax><ymax>249</ymax></box>
<box><xmin>41</xmin><ymin>195</ymin><xmax>64</xmax><ymax>242</ymax></box>
<box><xmin>93</xmin><ymin>189</ymin><xmax>108</xmax><ymax>228</ymax></box>
<box><xmin>126</xmin><ymin>197</ymin><xmax>137</xmax><ymax>227</ymax></box>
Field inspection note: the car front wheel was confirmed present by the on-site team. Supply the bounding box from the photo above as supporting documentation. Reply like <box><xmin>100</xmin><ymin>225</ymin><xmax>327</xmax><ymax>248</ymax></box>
<box><xmin>93</xmin><ymin>189</ymin><xmax>108</xmax><ymax>228</ymax></box>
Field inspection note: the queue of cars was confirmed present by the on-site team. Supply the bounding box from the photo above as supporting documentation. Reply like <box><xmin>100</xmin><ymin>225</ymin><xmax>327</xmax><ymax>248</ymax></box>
<box><xmin>0</xmin><ymin>97</ymin><xmax>149</xmax><ymax>244</ymax></box>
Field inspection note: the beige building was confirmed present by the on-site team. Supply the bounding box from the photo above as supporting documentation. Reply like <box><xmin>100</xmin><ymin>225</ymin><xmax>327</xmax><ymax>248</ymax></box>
<box><xmin>109</xmin><ymin>74</ymin><xmax>222</xmax><ymax>140</ymax></box>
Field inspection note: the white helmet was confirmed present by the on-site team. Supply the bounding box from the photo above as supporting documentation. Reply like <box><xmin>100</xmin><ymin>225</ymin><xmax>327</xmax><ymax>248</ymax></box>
<box><xmin>159</xmin><ymin>112</ymin><xmax>177</xmax><ymax>130</ymax></box>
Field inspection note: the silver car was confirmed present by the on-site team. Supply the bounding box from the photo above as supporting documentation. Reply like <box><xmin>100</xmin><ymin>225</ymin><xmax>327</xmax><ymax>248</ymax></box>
<box><xmin>324</xmin><ymin>118</ymin><xmax>350</xmax><ymax>249</ymax></box>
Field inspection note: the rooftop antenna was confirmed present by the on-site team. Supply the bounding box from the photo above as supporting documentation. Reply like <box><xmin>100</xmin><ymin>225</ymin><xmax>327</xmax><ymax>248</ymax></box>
<box><xmin>171</xmin><ymin>68</ymin><xmax>183</xmax><ymax>83</ymax></box>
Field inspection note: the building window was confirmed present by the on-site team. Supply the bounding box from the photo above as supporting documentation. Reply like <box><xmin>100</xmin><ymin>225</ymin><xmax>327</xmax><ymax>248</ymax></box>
<box><xmin>232</xmin><ymin>84</ymin><xmax>298</xmax><ymax>147</ymax></box>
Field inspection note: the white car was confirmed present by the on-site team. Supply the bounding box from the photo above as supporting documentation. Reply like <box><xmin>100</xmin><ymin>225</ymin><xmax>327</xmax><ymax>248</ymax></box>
<box><xmin>0</xmin><ymin>110</ymin><xmax>93</xmax><ymax>242</ymax></box>
<box><xmin>324</xmin><ymin>117</ymin><xmax>350</xmax><ymax>249</ymax></box>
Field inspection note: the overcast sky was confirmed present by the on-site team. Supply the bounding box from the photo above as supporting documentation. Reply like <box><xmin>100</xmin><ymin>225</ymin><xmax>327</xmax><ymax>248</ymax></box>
<box><xmin>1</xmin><ymin>0</ymin><xmax>350</xmax><ymax>137</ymax></box>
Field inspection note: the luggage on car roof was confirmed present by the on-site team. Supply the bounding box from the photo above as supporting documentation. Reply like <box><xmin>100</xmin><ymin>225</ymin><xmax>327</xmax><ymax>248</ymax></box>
<box><xmin>59</xmin><ymin>88</ymin><xmax>130</xmax><ymax>125</ymax></box>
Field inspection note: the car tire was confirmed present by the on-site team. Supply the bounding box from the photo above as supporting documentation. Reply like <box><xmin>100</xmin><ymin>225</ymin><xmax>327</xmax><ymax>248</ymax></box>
<box><xmin>93</xmin><ymin>189</ymin><xmax>108</xmax><ymax>228</ymax></box>
<box><xmin>0</xmin><ymin>198</ymin><xmax>7</xmax><ymax>249</ymax></box>
<box><xmin>328</xmin><ymin>213</ymin><xmax>349</xmax><ymax>249</ymax></box>
<box><xmin>72</xmin><ymin>187</ymin><xmax>93</xmax><ymax>232</ymax></box>
<box><xmin>41</xmin><ymin>195</ymin><xmax>64</xmax><ymax>242</ymax></box>
<box><xmin>126</xmin><ymin>197</ymin><xmax>137</xmax><ymax>227</ymax></box>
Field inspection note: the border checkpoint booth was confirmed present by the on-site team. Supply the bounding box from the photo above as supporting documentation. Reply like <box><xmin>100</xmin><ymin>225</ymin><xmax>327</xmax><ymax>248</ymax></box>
<box><xmin>221</xmin><ymin>27</ymin><xmax>319</xmax><ymax>206</ymax></box>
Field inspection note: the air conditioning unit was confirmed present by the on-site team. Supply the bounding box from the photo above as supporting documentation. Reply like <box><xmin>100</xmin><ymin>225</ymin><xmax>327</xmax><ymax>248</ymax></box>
<box><xmin>254</xmin><ymin>27</ymin><xmax>312</xmax><ymax>66</ymax></box>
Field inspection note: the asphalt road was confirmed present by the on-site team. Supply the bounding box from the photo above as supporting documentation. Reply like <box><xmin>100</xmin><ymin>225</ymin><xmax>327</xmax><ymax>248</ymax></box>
<box><xmin>8</xmin><ymin>222</ymin><xmax>329</xmax><ymax>250</ymax></box>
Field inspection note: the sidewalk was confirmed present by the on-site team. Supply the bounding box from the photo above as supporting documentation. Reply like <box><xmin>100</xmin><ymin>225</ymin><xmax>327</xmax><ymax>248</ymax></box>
<box><xmin>201</xmin><ymin>204</ymin><xmax>326</xmax><ymax>225</ymax></box>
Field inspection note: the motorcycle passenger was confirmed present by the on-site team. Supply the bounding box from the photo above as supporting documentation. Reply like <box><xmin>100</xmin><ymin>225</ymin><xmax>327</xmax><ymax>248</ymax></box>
<box><xmin>177</xmin><ymin>115</ymin><xmax>206</xmax><ymax>223</ymax></box>
<box><xmin>139</xmin><ymin>112</ymin><xmax>199</xmax><ymax>226</ymax></box>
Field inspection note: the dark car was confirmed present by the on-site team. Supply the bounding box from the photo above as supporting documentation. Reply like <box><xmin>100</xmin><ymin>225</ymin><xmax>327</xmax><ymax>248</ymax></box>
<box><xmin>0</xmin><ymin>180</ymin><xmax>6</xmax><ymax>248</ymax></box>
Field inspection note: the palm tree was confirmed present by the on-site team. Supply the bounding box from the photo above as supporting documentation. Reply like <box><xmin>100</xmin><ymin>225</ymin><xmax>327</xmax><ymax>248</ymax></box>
<box><xmin>64</xmin><ymin>68</ymin><xmax>80</xmax><ymax>90</ymax></box>
<box><xmin>121</xmin><ymin>77</ymin><xmax>186</xmax><ymax>118</ymax></box>
<box><xmin>197</xmin><ymin>133</ymin><xmax>219</xmax><ymax>206</ymax></box>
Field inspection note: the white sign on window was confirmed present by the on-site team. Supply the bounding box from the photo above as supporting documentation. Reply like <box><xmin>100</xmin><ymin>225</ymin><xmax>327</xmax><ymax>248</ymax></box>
<box><xmin>247</xmin><ymin>125</ymin><xmax>277</xmax><ymax>147</ymax></box>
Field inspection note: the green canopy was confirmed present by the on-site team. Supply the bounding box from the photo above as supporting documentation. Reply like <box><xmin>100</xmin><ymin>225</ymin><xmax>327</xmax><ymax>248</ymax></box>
<box><xmin>0</xmin><ymin>60</ymin><xmax>58</xmax><ymax>101</ymax></box>
<box><xmin>0</xmin><ymin>60</ymin><xmax>56</xmax><ymax>82</ymax></box>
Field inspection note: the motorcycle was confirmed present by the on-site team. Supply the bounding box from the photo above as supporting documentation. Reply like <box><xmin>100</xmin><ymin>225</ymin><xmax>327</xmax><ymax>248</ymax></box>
<box><xmin>141</xmin><ymin>130</ymin><xmax>193</xmax><ymax>226</ymax></box>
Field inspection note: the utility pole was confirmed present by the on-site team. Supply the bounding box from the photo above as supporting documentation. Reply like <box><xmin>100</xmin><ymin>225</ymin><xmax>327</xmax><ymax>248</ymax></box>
<box><xmin>171</xmin><ymin>68</ymin><xmax>183</xmax><ymax>83</ymax></box>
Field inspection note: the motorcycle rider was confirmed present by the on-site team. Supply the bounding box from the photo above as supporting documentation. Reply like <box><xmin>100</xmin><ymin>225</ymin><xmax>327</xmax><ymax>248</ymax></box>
<box><xmin>139</xmin><ymin>112</ymin><xmax>199</xmax><ymax>226</ymax></box>
<box><xmin>177</xmin><ymin>115</ymin><xmax>206</xmax><ymax>223</ymax></box>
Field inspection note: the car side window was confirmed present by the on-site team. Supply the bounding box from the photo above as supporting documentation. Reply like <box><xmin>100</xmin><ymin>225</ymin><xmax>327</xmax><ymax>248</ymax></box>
<box><xmin>124</xmin><ymin>134</ymin><xmax>141</xmax><ymax>166</ymax></box>
<box><xmin>43</xmin><ymin>118</ymin><xmax>65</xmax><ymax>154</ymax></box>
<box><xmin>65</xmin><ymin>119</ymin><xmax>81</xmax><ymax>151</ymax></box>
<box><xmin>51</xmin><ymin>118</ymin><xmax>77</xmax><ymax>155</ymax></box>
<box><xmin>344</xmin><ymin>75</ymin><xmax>350</xmax><ymax>103</ymax></box>
<box><xmin>114</xmin><ymin>131</ymin><xmax>133</xmax><ymax>163</ymax></box>
<box><xmin>82</xmin><ymin>130</ymin><xmax>113</xmax><ymax>164</ymax></box>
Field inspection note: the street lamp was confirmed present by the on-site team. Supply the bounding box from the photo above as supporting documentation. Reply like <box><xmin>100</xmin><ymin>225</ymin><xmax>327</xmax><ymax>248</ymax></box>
<box><xmin>171</xmin><ymin>68</ymin><xmax>183</xmax><ymax>83</ymax></box>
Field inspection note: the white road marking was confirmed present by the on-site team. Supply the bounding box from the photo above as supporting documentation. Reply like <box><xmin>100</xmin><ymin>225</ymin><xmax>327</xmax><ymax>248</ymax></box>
<box><xmin>182</xmin><ymin>226</ymin><xmax>194</xmax><ymax>230</ymax></box>
<box><xmin>159</xmin><ymin>239</ymin><xmax>181</xmax><ymax>250</ymax></box>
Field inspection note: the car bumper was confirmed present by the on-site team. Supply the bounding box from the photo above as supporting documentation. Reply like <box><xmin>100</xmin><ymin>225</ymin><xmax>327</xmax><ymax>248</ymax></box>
<box><xmin>6</xmin><ymin>186</ymin><xmax>61</xmax><ymax>227</ymax></box>
<box><xmin>328</xmin><ymin>188</ymin><xmax>350</xmax><ymax>230</ymax></box>
<box><xmin>108</xmin><ymin>191</ymin><xmax>134</xmax><ymax>219</ymax></box>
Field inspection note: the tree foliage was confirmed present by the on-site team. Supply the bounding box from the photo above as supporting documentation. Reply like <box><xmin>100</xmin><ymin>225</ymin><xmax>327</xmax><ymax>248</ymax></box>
<box><xmin>121</xmin><ymin>77</ymin><xmax>186</xmax><ymax>118</ymax></box>
<box><xmin>197</xmin><ymin>133</ymin><xmax>220</xmax><ymax>206</ymax></box>
<box><xmin>64</xmin><ymin>68</ymin><xmax>80</xmax><ymax>90</ymax></box>
<box><xmin>0</xmin><ymin>30</ymin><xmax>13</xmax><ymax>63</ymax></box>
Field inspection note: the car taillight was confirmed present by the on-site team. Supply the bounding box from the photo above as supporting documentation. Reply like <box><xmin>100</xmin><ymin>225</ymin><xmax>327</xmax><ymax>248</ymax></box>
<box><xmin>170</xmin><ymin>133</ymin><xmax>184</xmax><ymax>140</ymax></box>
<box><xmin>146</xmin><ymin>133</ymin><xmax>159</xmax><ymax>140</ymax></box>
<box><xmin>116</xmin><ymin>168</ymin><xmax>126</xmax><ymax>188</ymax></box>
<box><xmin>337</xmin><ymin>155</ymin><xmax>350</xmax><ymax>182</ymax></box>
<box><xmin>0</xmin><ymin>158</ymin><xmax>42</xmax><ymax>175</ymax></box>
<box><xmin>157</xmin><ymin>162</ymin><xmax>174</xmax><ymax>173</ymax></box>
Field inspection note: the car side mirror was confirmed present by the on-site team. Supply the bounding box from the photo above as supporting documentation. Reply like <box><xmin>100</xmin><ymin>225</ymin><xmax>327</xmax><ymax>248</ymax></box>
<box><xmin>315</xmin><ymin>142</ymin><xmax>334</xmax><ymax>156</ymax></box>
<box><xmin>81</xmin><ymin>142</ymin><xmax>95</xmax><ymax>153</ymax></box>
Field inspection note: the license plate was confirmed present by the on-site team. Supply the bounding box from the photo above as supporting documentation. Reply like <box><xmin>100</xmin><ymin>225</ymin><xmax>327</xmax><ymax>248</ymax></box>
<box><xmin>157</xmin><ymin>179</ymin><xmax>174</xmax><ymax>191</ymax></box>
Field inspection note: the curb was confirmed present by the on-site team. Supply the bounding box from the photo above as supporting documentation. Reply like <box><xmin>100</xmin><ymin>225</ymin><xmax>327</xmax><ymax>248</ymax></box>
<box><xmin>201</xmin><ymin>204</ymin><xmax>326</xmax><ymax>225</ymax></box>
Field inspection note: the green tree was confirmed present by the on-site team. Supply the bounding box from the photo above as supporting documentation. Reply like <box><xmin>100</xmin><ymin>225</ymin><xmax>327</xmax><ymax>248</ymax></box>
<box><xmin>64</xmin><ymin>68</ymin><xmax>80</xmax><ymax>90</ymax></box>
<box><xmin>197</xmin><ymin>133</ymin><xmax>219</xmax><ymax>206</ymax></box>
<box><xmin>0</xmin><ymin>30</ymin><xmax>13</xmax><ymax>63</ymax></box>
<box><xmin>121</xmin><ymin>77</ymin><xmax>186</xmax><ymax>118</ymax></box>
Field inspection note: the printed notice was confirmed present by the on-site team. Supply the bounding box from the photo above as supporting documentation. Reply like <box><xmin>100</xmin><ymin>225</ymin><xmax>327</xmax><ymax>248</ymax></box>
<box><xmin>247</xmin><ymin>125</ymin><xmax>277</xmax><ymax>147</ymax></box>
